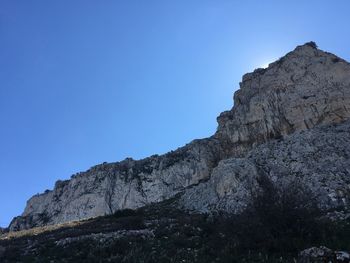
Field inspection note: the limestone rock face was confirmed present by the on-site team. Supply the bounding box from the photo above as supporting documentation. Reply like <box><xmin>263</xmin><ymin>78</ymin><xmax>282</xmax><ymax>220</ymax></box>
<box><xmin>181</xmin><ymin>120</ymin><xmax>350</xmax><ymax>213</ymax></box>
<box><xmin>216</xmin><ymin>42</ymin><xmax>350</xmax><ymax>155</ymax></box>
<box><xmin>9</xmin><ymin>42</ymin><xmax>350</xmax><ymax>231</ymax></box>
<box><xmin>9</xmin><ymin>138</ymin><xmax>224</xmax><ymax>231</ymax></box>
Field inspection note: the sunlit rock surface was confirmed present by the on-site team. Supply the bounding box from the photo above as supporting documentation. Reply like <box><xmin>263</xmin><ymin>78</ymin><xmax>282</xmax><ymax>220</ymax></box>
<box><xmin>9</xmin><ymin>42</ymin><xmax>350</xmax><ymax>231</ymax></box>
<box><xmin>181</xmin><ymin>119</ymin><xmax>350</xmax><ymax>213</ymax></box>
<box><xmin>216</xmin><ymin>42</ymin><xmax>350</xmax><ymax>155</ymax></box>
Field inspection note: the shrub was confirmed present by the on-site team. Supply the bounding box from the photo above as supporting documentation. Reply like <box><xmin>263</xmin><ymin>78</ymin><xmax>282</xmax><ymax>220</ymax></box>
<box><xmin>113</xmin><ymin>209</ymin><xmax>140</xmax><ymax>218</ymax></box>
<box><xmin>230</xmin><ymin>175</ymin><xmax>327</xmax><ymax>254</ymax></box>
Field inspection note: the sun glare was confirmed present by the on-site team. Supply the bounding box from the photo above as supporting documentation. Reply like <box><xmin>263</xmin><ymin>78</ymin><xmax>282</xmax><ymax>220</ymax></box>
<box><xmin>260</xmin><ymin>62</ymin><xmax>270</xmax><ymax>69</ymax></box>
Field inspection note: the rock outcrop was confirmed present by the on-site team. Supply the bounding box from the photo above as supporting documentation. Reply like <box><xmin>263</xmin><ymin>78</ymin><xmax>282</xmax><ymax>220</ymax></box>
<box><xmin>9</xmin><ymin>42</ymin><xmax>350</xmax><ymax>231</ymax></box>
<box><xmin>216</xmin><ymin>41</ymin><xmax>350</xmax><ymax>155</ymax></box>
<box><xmin>181</xmin><ymin>119</ymin><xmax>350</xmax><ymax>213</ymax></box>
<box><xmin>9</xmin><ymin>138</ymin><xmax>225</xmax><ymax>230</ymax></box>
<box><xmin>298</xmin><ymin>246</ymin><xmax>350</xmax><ymax>263</ymax></box>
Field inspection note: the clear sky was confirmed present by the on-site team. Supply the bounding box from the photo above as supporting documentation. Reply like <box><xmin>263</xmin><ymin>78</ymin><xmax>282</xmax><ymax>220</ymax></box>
<box><xmin>1</xmin><ymin>0</ymin><xmax>350</xmax><ymax>227</ymax></box>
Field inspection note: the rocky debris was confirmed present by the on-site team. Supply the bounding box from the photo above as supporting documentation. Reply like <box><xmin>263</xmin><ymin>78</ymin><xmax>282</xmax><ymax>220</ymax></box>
<box><xmin>181</xmin><ymin>120</ymin><xmax>350</xmax><ymax>213</ymax></box>
<box><xmin>337</xmin><ymin>251</ymin><xmax>350</xmax><ymax>262</ymax></box>
<box><xmin>326</xmin><ymin>211</ymin><xmax>350</xmax><ymax>221</ymax></box>
<box><xmin>298</xmin><ymin>246</ymin><xmax>350</xmax><ymax>262</ymax></box>
<box><xmin>299</xmin><ymin>246</ymin><xmax>334</xmax><ymax>262</ymax></box>
<box><xmin>55</xmin><ymin>229</ymin><xmax>154</xmax><ymax>247</ymax></box>
<box><xmin>9</xmin><ymin>42</ymin><xmax>350</xmax><ymax>231</ymax></box>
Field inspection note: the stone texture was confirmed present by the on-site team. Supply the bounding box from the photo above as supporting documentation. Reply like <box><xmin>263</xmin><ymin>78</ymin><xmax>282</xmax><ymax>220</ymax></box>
<box><xmin>216</xmin><ymin>42</ymin><xmax>350</xmax><ymax>156</ymax></box>
<box><xmin>9</xmin><ymin>138</ymin><xmax>224</xmax><ymax>231</ymax></box>
<box><xmin>9</xmin><ymin>42</ymin><xmax>350</xmax><ymax>231</ymax></box>
<box><xmin>181</xmin><ymin>120</ymin><xmax>350</xmax><ymax>213</ymax></box>
<box><xmin>55</xmin><ymin>229</ymin><xmax>154</xmax><ymax>247</ymax></box>
<box><xmin>298</xmin><ymin>246</ymin><xmax>350</xmax><ymax>263</ymax></box>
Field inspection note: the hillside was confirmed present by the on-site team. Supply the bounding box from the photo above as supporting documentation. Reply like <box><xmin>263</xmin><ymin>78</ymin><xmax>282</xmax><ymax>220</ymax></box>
<box><xmin>9</xmin><ymin>42</ymin><xmax>350</xmax><ymax>232</ymax></box>
<box><xmin>2</xmin><ymin>42</ymin><xmax>350</xmax><ymax>262</ymax></box>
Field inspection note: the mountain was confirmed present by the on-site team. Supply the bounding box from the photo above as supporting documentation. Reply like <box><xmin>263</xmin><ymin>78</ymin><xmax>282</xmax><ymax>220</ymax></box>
<box><xmin>2</xmin><ymin>42</ymin><xmax>350</xmax><ymax>262</ymax></box>
<box><xmin>8</xmin><ymin>42</ymin><xmax>350</xmax><ymax>233</ymax></box>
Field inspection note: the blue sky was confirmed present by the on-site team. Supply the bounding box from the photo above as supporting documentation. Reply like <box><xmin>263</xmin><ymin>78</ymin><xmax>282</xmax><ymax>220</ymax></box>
<box><xmin>1</xmin><ymin>0</ymin><xmax>350</xmax><ymax>227</ymax></box>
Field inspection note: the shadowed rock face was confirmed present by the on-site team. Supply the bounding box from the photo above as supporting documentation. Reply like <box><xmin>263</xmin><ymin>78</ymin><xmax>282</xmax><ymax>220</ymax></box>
<box><xmin>9</xmin><ymin>42</ymin><xmax>350</xmax><ymax>231</ymax></box>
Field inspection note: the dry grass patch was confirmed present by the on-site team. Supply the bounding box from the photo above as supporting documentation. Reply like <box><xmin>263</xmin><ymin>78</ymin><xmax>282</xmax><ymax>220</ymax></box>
<box><xmin>0</xmin><ymin>220</ymin><xmax>84</xmax><ymax>240</ymax></box>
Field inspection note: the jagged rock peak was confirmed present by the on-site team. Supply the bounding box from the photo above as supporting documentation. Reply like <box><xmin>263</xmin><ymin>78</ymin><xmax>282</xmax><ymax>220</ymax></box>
<box><xmin>216</xmin><ymin>41</ymin><xmax>350</xmax><ymax>155</ymax></box>
<box><xmin>9</xmin><ymin>42</ymin><xmax>350</xmax><ymax>231</ymax></box>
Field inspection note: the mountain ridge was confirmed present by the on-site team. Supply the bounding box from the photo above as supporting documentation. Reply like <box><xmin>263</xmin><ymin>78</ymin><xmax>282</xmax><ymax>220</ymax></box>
<box><xmin>9</xmin><ymin>42</ymin><xmax>350</xmax><ymax>232</ymax></box>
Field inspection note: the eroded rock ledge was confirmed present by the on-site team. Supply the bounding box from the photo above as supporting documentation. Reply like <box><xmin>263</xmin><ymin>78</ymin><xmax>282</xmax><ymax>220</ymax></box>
<box><xmin>9</xmin><ymin>42</ymin><xmax>350</xmax><ymax>231</ymax></box>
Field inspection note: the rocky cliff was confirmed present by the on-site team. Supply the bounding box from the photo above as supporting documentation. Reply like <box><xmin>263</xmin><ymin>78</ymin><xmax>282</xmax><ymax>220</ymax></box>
<box><xmin>181</xmin><ymin>119</ymin><xmax>350</xmax><ymax>214</ymax></box>
<box><xmin>9</xmin><ymin>42</ymin><xmax>350</xmax><ymax>231</ymax></box>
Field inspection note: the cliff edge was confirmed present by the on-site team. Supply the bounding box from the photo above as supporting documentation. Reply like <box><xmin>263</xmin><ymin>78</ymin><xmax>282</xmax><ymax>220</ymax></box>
<box><xmin>9</xmin><ymin>42</ymin><xmax>350</xmax><ymax>231</ymax></box>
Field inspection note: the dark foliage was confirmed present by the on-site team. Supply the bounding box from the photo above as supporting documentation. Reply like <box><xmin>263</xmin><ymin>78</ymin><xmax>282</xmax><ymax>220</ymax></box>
<box><xmin>233</xmin><ymin>175</ymin><xmax>325</xmax><ymax>254</ymax></box>
<box><xmin>1</xmin><ymin>180</ymin><xmax>349</xmax><ymax>262</ymax></box>
<box><xmin>112</xmin><ymin>208</ymin><xmax>142</xmax><ymax>218</ymax></box>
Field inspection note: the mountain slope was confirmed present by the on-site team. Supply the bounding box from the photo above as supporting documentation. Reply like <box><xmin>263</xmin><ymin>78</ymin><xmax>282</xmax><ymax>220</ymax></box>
<box><xmin>181</xmin><ymin>119</ymin><xmax>350</xmax><ymax>214</ymax></box>
<box><xmin>2</xmin><ymin>119</ymin><xmax>350</xmax><ymax>262</ymax></box>
<box><xmin>9</xmin><ymin>42</ymin><xmax>350</xmax><ymax>231</ymax></box>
